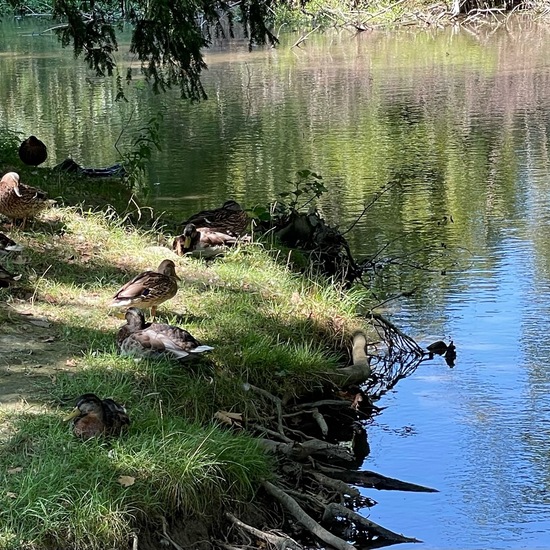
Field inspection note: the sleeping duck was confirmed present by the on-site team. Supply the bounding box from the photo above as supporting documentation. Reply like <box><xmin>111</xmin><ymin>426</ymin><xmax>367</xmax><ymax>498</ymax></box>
<box><xmin>18</xmin><ymin>135</ymin><xmax>48</xmax><ymax>167</ymax></box>
<box><xmin>173</xmin><ymin>223</ymin><xmax>238</xmax><ymax>257</ymax></box>
<box><xmin>117</xmin><ymin>307</ymin><xmax>214</xmax><ymax>361</ymax></box>
<box><xmin>110</xmin><ymin>259</ymin><xmax>180</xmax><ymax>318</ymax></box>
<box><xmin>0</xmin><ymin>172</ymin><xmax>51</xmax><ymax>229</ymax></box>
<box><xmin>180</xmin><ymin>200</ymin><xmax>249</xmax><ymax>237</ymax></box>
<box><xmin>64</xmin><ymin>393</ymin><xmax>130</xmax><ymax>439</ymax></box>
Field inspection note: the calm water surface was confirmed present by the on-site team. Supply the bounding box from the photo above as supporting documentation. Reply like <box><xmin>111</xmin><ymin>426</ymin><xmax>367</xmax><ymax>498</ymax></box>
<box><xmin>3</xmin><ymin>16</ymin><xmax>550</xmax><ymax>549</ymax></box>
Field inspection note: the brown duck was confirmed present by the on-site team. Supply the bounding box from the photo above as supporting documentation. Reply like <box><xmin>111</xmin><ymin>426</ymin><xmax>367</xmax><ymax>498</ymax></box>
<box><xmin>173</xmin><ymin>223</ymin><xmax>238</xmax><ymax>256</ymax></box>
<box><xmin>64</xmin><ymin>393</ymin><xmax>130</xmax><ymax>439</ymax></box>
<box><xmin>0</xmin><ymin>232</ymin><xmax>23</xmax><ymax>254</ymax></box>
<box><xmin>180</xmin><ymin>200</ymin><xmax>249</xmax><ymax>237</ymax></box>
<box><xmin>0</xmin><ymin>264</ymin><xmax>20</xmax><ymax>287</ymax></box>
<box><xmin>117</xmin><ymin>307</ymin><xmax>214</xmax><ymax>361</ymax></box>
<box><xmin>0</xmin><ymin>172</ymin><xmax>51</xmax><ymax>229</ymax></box>
<box><xmin>110</xmin><ymin>259</ymin><xmax>180</xmax><ymax>318</ymax></box>
<box><xmin>18</xmin><ymin>135</ymin><xmax>48</xmax><ymax>167</ymax></box>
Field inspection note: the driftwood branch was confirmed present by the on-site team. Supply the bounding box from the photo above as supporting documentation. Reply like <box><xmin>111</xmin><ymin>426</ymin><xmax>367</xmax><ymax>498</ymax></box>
<box><xmin>262</xmin><ymin>481</ymin><xmax>356</xmax><ymax>550</ymax></box>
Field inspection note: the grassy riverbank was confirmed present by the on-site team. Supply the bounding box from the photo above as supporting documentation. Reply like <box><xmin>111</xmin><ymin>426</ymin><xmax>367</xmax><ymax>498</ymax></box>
<box><xmin>0</xmin><ymin>196</ymin><xmax>373</xmax><ymax>549</ymax></box>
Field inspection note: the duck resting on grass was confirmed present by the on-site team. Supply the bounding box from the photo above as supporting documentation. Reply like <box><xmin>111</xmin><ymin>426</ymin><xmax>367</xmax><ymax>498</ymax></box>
<box><xmin>180</xmin><ymin>200</ymin><xmax>249</xmax><ymax>237</ymax></box>
<box><xmin>110</xmin><ymin>259</ymin><xmax>180</xmax><ymax>319</ymax></box>
<box><xmin>0</xmin><ymin>264</ymin><xmax>20</xmax><ymax>287</ymax></box>
<box><xmin>64</xmin><ymin>393</ymin><xmax>130</xmax><ymax>439</ymax></box>
<box><xmin>0</xmin><ymin>172</ymin><xmax>52</xmax><ymax>229</ymax></box>
<box><xmin>18</xmin><ymin>135</ymin><xmax>48</xmax><ymax>167</ymax></box>
<box><xmin>0</xmin><ymin>232</ymin><xmax>23</xmax><ymax>254</ymax></box>
<box><xmin>173</xmin><ymin>223</ymin><xmax>238</xmax><ymax>257</ymax></box>
<box><xmin>117</xmin><ymin>307</ymin><xmax>214</xmax><ymax>361</ymax></box>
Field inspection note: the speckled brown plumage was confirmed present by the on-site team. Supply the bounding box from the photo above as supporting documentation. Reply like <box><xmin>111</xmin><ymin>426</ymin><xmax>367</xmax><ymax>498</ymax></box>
<box><xmin>173</xmin><ymin>223</ymin><xmax>238</xmax><ymax>256</ymax></box>
<box><xmin>0</xmin><ymin>172</ymin><xmax>50</xmax><ymax>228</ymax></box>
<box><xmin>64</xmin><ymin>393</ymin><xmax>130</xmax><ymax>439</ymax></box>
<box><xmin>18</xmin><ymin>135</ymin><xmax>48</xmax><ymax>167</ymax></box>
<box><xmin>110</xmin><ymin>259</ymin><xmax>180</xmax><ymax>318</ymax></box>
<box><xmin>0</xmin><ymin>264</ymin><xmax>19</xmax><ymax>287</ymax></box>
<box><xmin>180</xmin><ymin>200</ymin><xmax>249</xmax><ymax>237</ymax></box>
<box><xmin>117</xmin><ymin>307</ymin><xmax>214</xmax><ymax>361</ymax></box>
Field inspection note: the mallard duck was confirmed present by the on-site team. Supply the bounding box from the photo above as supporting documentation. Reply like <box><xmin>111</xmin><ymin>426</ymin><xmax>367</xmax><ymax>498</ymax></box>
<box><xmin>117</xmin><ymin>307</ymin><xmax>214</xmax><ymax>361</ymax></box>
<box><xmin>64</xmin><ymin>393</ymin><xmax>130</xmax><ymax>439</ymax></box>
<box><xmin>426</xmin><ymin>340</ymin><xmax>448</xmax><ymax>356</ymax></box>
<box><xmin>444</xmin><ymin>341</ymin><xmax>456</xmax><ymax>368</ymax></box>
<box><xmin>110</xmin><ymin>259</ymin><xmax>180</xmax><ymax>318</ymax></box>
<box><xmin>18</xmin><ymin>135</ymin><xmax>48</xmax><ymax>167</ymax></box>
<box><xmin>180</xmin><ymin>200</ymin><xmax>249</xmax><ymax>237</ymax></box>
<box><xmin>173</xmin><ymin>223</ymin><xmax>238</xmax><ymax>256</ymax></box>
<box><xmin>0</xmin><ymin>264</ymin><xmax>20</xmax><ymax>287</ymax></box>
<box><xmin>0</xmin><ymin>172</ymin><xmax>51</xmax><ymax>229</ymax></box>
<box><xmin>0</xmin><ymin>232</ymin><xmax>23</xmax><ymax>254</ymax></box>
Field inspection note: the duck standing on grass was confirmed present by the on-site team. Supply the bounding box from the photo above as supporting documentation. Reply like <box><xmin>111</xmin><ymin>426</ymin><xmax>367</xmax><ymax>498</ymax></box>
<box><xmin>64</xmin><ymin>393</ymin><xmax>130</xmax><ymax>439</ymax></box>
<box><xmin>117</xmin><ymin>307</ymin><xmax>214</xmax><ymax>361</ymax></box>
<box><xmin>18</xmin><ymin>135</ymin><xmax>48</xmax><ymax>167</ymax></box>
<box><xmin>173</xmin><ymin>223</ymin><xmax>238</xmax><ymax>256</ymax></box>
<box><xmin>0</xmin><ymin>172</ymin><xmax>51</xmax><ymax>229</ymax></box>
<box><xmin>110</xmin><ymin>259</ymin><xmax>180</xmax><ymax>319</ymax></box>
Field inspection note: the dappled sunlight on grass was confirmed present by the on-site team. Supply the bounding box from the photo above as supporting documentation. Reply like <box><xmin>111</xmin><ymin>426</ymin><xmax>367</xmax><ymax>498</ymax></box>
<box><xmin>0</xmin><ymin>206</ymin><xmax>375</xmax><ymax>549</ymax></box>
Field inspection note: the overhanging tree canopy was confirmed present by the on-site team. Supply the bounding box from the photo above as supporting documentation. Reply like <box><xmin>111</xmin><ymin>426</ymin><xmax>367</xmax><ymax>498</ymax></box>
<box><xmin>11</xmin><ymin>0</ymin><xmax>294</xmax><ymax>101</ymax></box>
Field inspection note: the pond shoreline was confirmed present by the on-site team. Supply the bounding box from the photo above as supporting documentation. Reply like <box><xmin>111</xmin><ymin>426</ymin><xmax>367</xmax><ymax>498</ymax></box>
<box><xmin>0</xmin><ymin>166</ymin><xmax>433</xmax><ymax>549</ymax></box>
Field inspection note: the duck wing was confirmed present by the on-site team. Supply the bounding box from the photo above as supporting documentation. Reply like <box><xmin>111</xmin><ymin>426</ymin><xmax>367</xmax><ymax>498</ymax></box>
<box><xmin>121</xmin><ymin>323</ymin><xmax>213</xmax><ymax>361</ymax></box>
<box><xmin>112</xmin><ymin>271</ymin><xmax>174</xmax><ymax>304</ymax></box>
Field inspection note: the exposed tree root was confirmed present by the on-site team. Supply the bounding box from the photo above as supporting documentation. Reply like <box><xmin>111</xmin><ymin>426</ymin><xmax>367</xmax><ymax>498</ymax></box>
<box><xmin>226</xmin><ymin>512</ymin><xmax>302</xmax><ymax>550</ymax></box>
<box><xmin>211</xmin><ymin>318</ymin><xmax>435</xmax><ymax>549</ymax></box>
<box><xmin>316</xmin><ymin>463</ymin><xmax>439</xmax><ymax>493</ymax></box>
<box><xmin>263</xmin><ymin>481</ymin><xmax>356</xmax><ymax>550</ymax></box>
<box><xmin>322</xmin><ymin>503</ymin><xmax>421</xmax><ymax>545</ymax></box>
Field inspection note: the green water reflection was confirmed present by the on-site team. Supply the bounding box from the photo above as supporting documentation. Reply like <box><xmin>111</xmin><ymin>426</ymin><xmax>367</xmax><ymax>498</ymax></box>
<box><xmin>3</xmin><ymin>16</ymin><xmax>550</xmax><ymax>547</ymax></box>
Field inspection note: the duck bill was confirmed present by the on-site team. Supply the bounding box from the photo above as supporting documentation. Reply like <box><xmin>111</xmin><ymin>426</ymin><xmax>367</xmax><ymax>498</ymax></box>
<box><xmin>63</xmin><ymin>408</ymin><xmax>80</xmax><ymax>421</ymax></box>
<box><xmin>183</xmin><ymin>236</ymin><xmax>192</xmax><ymax>249</ymax></box>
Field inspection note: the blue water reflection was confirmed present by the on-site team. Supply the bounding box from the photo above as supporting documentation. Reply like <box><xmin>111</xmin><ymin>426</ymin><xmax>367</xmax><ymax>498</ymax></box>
<box><xmin>366</xmin><ymin>232</ymin><xmax>550</xmax><ymax>547</ymax></box>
